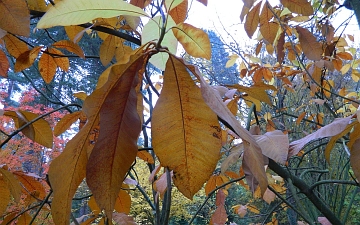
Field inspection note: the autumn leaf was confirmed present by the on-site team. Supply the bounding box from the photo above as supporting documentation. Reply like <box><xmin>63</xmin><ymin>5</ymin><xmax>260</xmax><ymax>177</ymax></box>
<box><xmin>229</xmin><ymin>83</ymin><xmax>276</xmax><ymax>105</ymax></box>
<box><xmin>52</xmin><ymin>40</ymin><xmax>85</xmax><ymax>59</ymax></box>
<box><xmin>3</xmin><ymin>34</ymin><xmax>29</xmax><ymax>58</ymax></box>
<box><xmin>152</xmin><ymin>54</ymin><xmax>222</xmax><ymax>199</ymax></box>
<box><xmin>0</xmin><ymin>0</ymin><xmax>30</xmax><ymax>36</ymax></box>
<box><xmin>169</xmin><ymin>0</ymin><xmax>188</xmax><ymax>24</ymax></box>
<box><xmin>289</xmin><ymin>116</ymin><xmax>353</xmax><ymax>157</ymax></box>
<box><xmin>54</xmin><ymin>111</ymin><xmax>82</xmax><ymax>136</ymax></box>
<box><xmin>233</xmin><ymin>204</ymin><xmax>247</xmax><ymax>218</ymax></box>
<box><xmin>17</xmin><ymin>213</ymin><xmax>33</xmax><ymax>224</ymax></box>
<box><xmin>281</xmin><ymin>0</ymin><xmax>314</xmax><ymax>16</ymax></box>
<box><xmin>277</xmin><ymin>31</ymin><xmax>285</xmax><ymax>63</ymax></box>
<box><xmin>350</xmin><ymin>138</ymin><xmax>360</xmax><ymax>181</ymax></box>
<box><xmin>296</xmin><ymin>112</ymin><xmax>306</xmax><ymax>125</ymax></box>
<box><xmin>39</xmin><ymin>49</ymin><xmax>57</xmax><ymax>83</ymax></box>
<box><xmin>26</xmin><ymin>0</ymin><xmax>47</xmax><ymax>12</ymax></box>
<box><xmin>259</xmin><ymin>2</ymin><xmax>279</xmax><ymax>44</ymax></box>
<box><xmin>190</xmin><ymin>64</ymin><xmax>268</xmax><ymax>195</ymax></box>
<box><xmin>99</xmin><ymin>35</ymin><xmax>119</xmax><ymax>66</ymax></box>
<box><xmin>13</xmin><ymin>171</ymin><xmax>46</xmax><ymax>199</ymax></box>
<box><xmin>244</xmin><ymin>2</ymin><xmax>261</xmax><ymax>38</ymax></box>
<box><xmin>254</xmin><ymin>130</ymin><xmax>289</xmax><ymax>164</ymax></box>
<box><xmin>0</xmin><ymin>49</ymin><xmax>9</xmax><ymax>77</ymax></box>
<box><xmin>225</xmin><ymin>54</ymin><xmax>239</xmax><ymax>68</ymax></box>
<box><xmin>14</xmin><ymin>46</ymin><xmax>42</xmax><ymax>72</ymax></box>
<box><xmin>172</xmin><ymin>23</ymin><xmax>211</xmax><ymax>60</ymax></box>
<box><xmin>0</xmin><ymin>168</ymin><xmax>22</xmax><ymax>202</ymax></box>
<box><xmin>0</xmin><ymin>175</ymin><xmax>11</xmax><ymax>215</ymax></box>
<box><xmin>296</xmin><ymin>26</ymin><xmax>322</xmax><ymax>61</ymax></box>
<box><xmin>165</xmin><ymin>0</ymin><xmax>185</xmax><ymax>12</ymax></box>
<box><xmin>114</xmin><ymin>189</ymin><xmax>132</xmax><ymax>214</ymax></box>
<box><xmin>210</xmin><ymin>190</ymin><xmax>227</xmax><ymax>225</ymax></box>
<box><xmin>220</xmin><ymin>144</ymin><xmax>243</xmax><ymax>174</ymax></box>
<box><xmin>137</xmin><ymin>151</ymin><xmax>155</xmax><ymax>164</ymax></box>
<box><xmin>37</xmin><ymin>0</ymin><xmax>149</xmax><ymax>29</ymax></box>
<box><xmin>112</xmin><ymin>213</ymin><xmax>137</xmax><ymax>225</ymax></box>
<box><xmin>86</xmin><ymin>54</ymin><xmax>145</xmax><ymax>220</ymax></box>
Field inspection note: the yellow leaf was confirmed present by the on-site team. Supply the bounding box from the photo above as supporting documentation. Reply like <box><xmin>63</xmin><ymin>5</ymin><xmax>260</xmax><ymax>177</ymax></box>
<box><xmin>21</xmin><ymin>111</ymin><xmax>53</xmax><ymax>148</ymax></box>
<box><xmin>26</xmin><ymin>0</ymin><xmax>47</xmax><ymax>12</ymax></box>
<box><xmin>73</xmin><ymin>91</ymin><xmax>88</xmax><ymax>101</ymax></box>
<box><xmin>169</xmin><ymin>0</ymin><xmax>188</xmax><ymax>24</ymax></box>
<box><xmin>16</xmin><ymin>213</ymin><xmax>33</xmax><ymax>225</ymax></box>
<box><xmin>115</xmin><ymin>42</ymin><xmax>133</xmax><ymax>64</ymax></box>
<box><xmin>230</xmin><ymin>83</ymin><xmax>276</xmax><ymax>105</ymax></box>
<box><xmin>225</xmin><ymin>54</ymin><xmax>239</xmax><ymax>68</ymax></box>
<box><xmin>37</xmin><ymin>0</ymin><xmax>149</xmax><ymax>29</ymax></box>
<box><xmin>0</xmin><ymin>0</ymin><xmax>30</xmax><ymax>36</ymax></box>
<box><xmin>337</xmin><ymin>51</ymin><xmax>353</xmax><ymax>60</ymax></box>
<box><xmin>324</xmin><ymin>121</ymin><xmax>356</xmax><ymax>162</ymax></box>
<box><xmin>173</xmin><ymin>23</ymin><xmax>211</xmax><ymax>60</ymax></box>
<box><xmin>52</xmin><ymin>40</ymin><xmax>85</xmax><ymax>59</ymax></box>
<box><xmin>296</xmin><ymin>26</ymin><xmax>322</xmax><ymax>61</ymax></box>
<box><xmin>281</xmin><ymin>0</ymin><xmax>313</xmax><ymax>16</ymax></box>
<box><xmin>64</xmin><ymin>25</ymin><xmax>86</xmax><ymax>43</ymax></box>
<box><xmin>247</xmin><ymin>204</ymin><xmax>260</xmax><ymax>214</ymax></box>
<box><xmin>0</xmin><ymin>168</ymin><xmax>22</xmax><ymax>202</ymax></box>
<box><xmin>13</xmin><ymin>171</ymin><xmax>46</xmax><ymax>199</ymax></box>
<box><xmin>86</xmin><ymin>54</ymin><xmax>145</xmax><ymax>220</ymax></box>
<box><xmin>244</xmin><ymin>2</ymin><xmax>261</xmax><ymax>38</ymax></box>
<box><xmin>99</xmin><ymin>35</ymin><xmax>118</xmax><ymax>66</ymax></box>
<box><xmin>39</xmin><ymin>50</ymin><xmax>57</xmax><ymax>83</ymax></box>
<box><xmin>142</xmin><ymin>15</ymin><xmax>177</xmax><ymax>70</ymax></box>
<box><xmin>54</xmin><ymin>111</ymin><xmax>82</xmax><ymax>136</ymax></box>
<box><xmin>260</xmin><ymin>22</ymin><xmax>279</xmax><ymax>45</ymax></box>
<box><xmin>0</xmin><ymin>49</ymin><xmax>9</xmax><ymax>77</ymax></box>
<box><xmin>88</xmin><ymin>196</ymin><xmax>101</xmax><ymax>213</ymax></box>
<box><xmin>340</xmin><ymin>64</ymin><xmax>351</xmax><ymax>75</ymax></box>
<box><xmin>152</xmin><ymin>55</ymin><xmax>222</xmax><ymax>199</ymax></box>
<box><xmin>0</xmin><ymin>176</ymin><xmax>10</xmax><ymax>215</ymax></box>
<box><xmin>3</xmin><ymin>34</ymin><xmax>29</xmax><ymax>58</ymax></box>
<box><xmin>14</xmin><ymin>46</ymin><xmax>42</xmax><ymax>72</ymax></box>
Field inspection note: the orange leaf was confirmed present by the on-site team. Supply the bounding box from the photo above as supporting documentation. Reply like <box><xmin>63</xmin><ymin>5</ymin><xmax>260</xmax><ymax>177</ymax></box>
<box><xmin>281</xmin><ymin>0</ymin><xmax>314</xmax><ymax>16</ymax></box>
<box><xmin>169</xmin><ymin>0</ymin><xmax>188</xmax><ymax>24</ymax></box>
<box><xmin>3</xmin><ymin>34</ymin><xmax>28</xmax><ymax>58</ymax></box>
<box><xmin>0</xmin><ymin>175</ymin><xmax>11</xmax><ymax>216</ymax></box>
<box><xmin>230</xmin><ymin>83</ymin><xmax>276</xmax><ymax>105</ymax></box>
<box><xmin>52</xmin><ymin>40</ymin><xmax>85</xmax><ymax>58</ymax></box>
<box><xmin>65</xmin><ymin>25</ymin><xmax>86</xmax><ymax>43</ymax></box>
<box><xmin>14</xmin><ymin>171</ymin><xmax>47</xmax><ymax>199</ymax></box>
<box><xmin>99</xmin><ymin>35</ymin><xmax>118</xmax><ymax>66</ymax></box>
<box><xmin>54</xmin><ymin>111</ymin><xmax>82</xmax><ymax>136</ymax></box>
<box><xmin>136</xmin><ymin>151</ymin><xmax>155</xmax><ymax>164</ymax></box>
<box><xmin>276</xmin><ymin>31</ymin><xmax>285</xmax><ymax>63</ymax></box>
<box><xmin>337</xmin><ymin>52</ymin><xmax>353</xmax><ymax>60</ymax></box>
<box><xmin>172</xmin><ymin>23</ymin><xmax>211</xmax><ymax>60</ymax></box>
<box><xmin>0</xmin><ymin>168</ymin><xmax>22</xmax><ymax>202</ymax></box>
<box><xmin>39</xmin><ymin>50</ymin><xmax>57</xmax><ymax>83</ymax></box>
<box><xmin>14</xmin><ymin>46</ymin><xmax>42</xmax><ymax>72</ymax></box>
<box><xmin>86</xmin><ymin>54</ymin><xmax>145</xmax><ymax>220</ymax></box>
<box><xmin>0</xmin><ymin>0</ymin><xmax>30</xmax><ymax>36</ymax></box>
<box><xmin>244</xmin><ymin>2</ymin><xmax>261</xmax><ymax>38</ymax></box>
<box><xmin>114</xmin><ymin>189</ymin><xmax>131</xmax><ymax>214</ymax></box>
<box><xmin>296</xmin><ymin>112</ymin><xmax>306</xmax><ymax>125</ymax></box>
<box><xmin>296</xmin><ymin>26</ymin><xmax>322</xmax><ymax>61</ymax></box>
<box><xmin>260</xmin><ymin>22</ymin><xmax>279</xmax><ymax>45</ymax></box>
<box><xmin>48</xmin><ymin>48</ymin><xmax>70</xmax><ymax>72</ymax></box>
<box><xmin>17</xmin><ymin>213</ymin><xmax>33</xmax><ymax>225</ymax></box>
<box><xmin>0</xmin><ymin>49</ymin><xmax>9</xmax><ymax>77</ymax></box>
<box><xmin>152</xmin><ymin>55</ymin><xmax>221</xmax><ymax>199</ymax></box>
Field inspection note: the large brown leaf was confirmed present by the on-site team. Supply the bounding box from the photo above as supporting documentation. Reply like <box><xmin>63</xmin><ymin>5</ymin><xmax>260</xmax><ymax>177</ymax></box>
<box><xmin>152</xmin><ymin>54</ymin><xmax>222</xmax><ymax>199</ymax></box>
<box><xmin>0</xmin><ymin>0</ymin><xmax>30</xmax><ymax>36</ymax></box>
<box><xmin>296</xmin><ymin>26</ymin><xmax>322</xmax><ymax>61</ymax></box>
<box><xmin>190</xmin><ymin>65</ymin><xmax>268</xmax><ymax>195</ymax></box>
<box><xmin>86</xmin><ymin>54</ymin><xmax>144</xmax><ymax>220</ymax></box>
<box><xmin>350</xmin><ymin>138</ymin><xmax>360</xmax><ymax>181</ymax></box>
<box><xmin>281</xmin><ymin>0</ymin><xmax>313</xmax><ymax>16</ymax></box>
<box><xmin>244</xmin><ymin>2</ymin><xmax>261</xmax><ymax>38</ymax></box>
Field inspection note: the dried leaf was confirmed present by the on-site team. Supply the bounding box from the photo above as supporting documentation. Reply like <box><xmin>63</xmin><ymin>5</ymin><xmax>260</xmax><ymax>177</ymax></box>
<box><xmin>276</xmin><ymin>31</ymin><xmax>285</xmax><ymax>63</ymax></box>
<box><xmin>112</xmin><ymin>213</ymin><xmax>137</xmax><ymax>225</ymax></box>
<box><xmin>289</xmin><ymin>116</ymin><xmax>353</xmax><ymax>157</ymax></box>
<box><xmin>152</xmin><ymin>55</ymin><xmax>221</xmax><ymax>199</ymax></box>
<box><xmin>244</xmin><ymin>2</ymin><xmax>261</xmax><ymax>38</ymax></box>
<box><xmin>0</xmin><ymin>168</ymin><xmax>22</xmax><ymax>202</ymax></box>
<box><xmin>0</xmin><ymin>176</ymin><xmax>10</xmax><ymax>215</ymax></box>
<box><xmin>254</xmin><ymin>130</ymin><xmax>289</xmax><ymax>164</ymax></box>
<box><xmin>296</xmin><ymin>112</ymin><xmax>306</xmax><ymax>125</ymax></box>
<box><xmin>54</xmin><ymin>111</ymin><xmax>82</xmax><ymax>136</ymax></box>
<box><xmin>262</xmin><ymin>188</ymin><xmax>276</xmax><ymax>204</ymax></box>
<box><xmin>210</xmin><ymin>190</ymin><xmax>227</xmax><ymax>225</ymax></box>
<box><xmin>220</xmin><ymin>144</ymin><xmax>243</xmax><ymax>174</ymax></box>
<box><xmin>169</xmin><ymin>0</ymin><xmax>188</xmax><ymax>24</ymax></box>
<box><xmin>281</xmin><ymin>0</ymin><xmax>314</xmax><ymax>16</ymax></box>
<box><xmin>13</xmin><ymin>171</ymin><xmax>46</xmax><ymax>199</ymax></box>
<box><xmin>173</xmin><ymin>23</ymin><xmax>211</xmax><ymax>60</ymax></box>
<box><xmin>350</xmin><ymin>138</ymin><xmax>360</xmax><ymax>181</ymax></box>
<box><xmin>48</xmin><ymin>48</ymin><xmax>70</xmax><ymax>72</ymax></box>
<box><xmin>114</xmin><ymin>189</ymin><xmax>131</xmax><ymax>214</ymax></box>
<box><xmin>137</xmin><ymin>151</ymin><xmax>155</xmax><ymax>164</ymax></box>
<box><xmin>230</xmin><ymin>83</ymin><xmax>276</xmax><ymax>105</ymax></box>
<box><xmin>14</xmin><ymin>46</ymin><xmax>42</xmax><ymax>72</ymax></box>
<box><xmin>3</xmin><ymin>34</ymin><xmax>28</xmax><ymax>58</ymax></box>
<box><xmin>100</xmin><ymin>35</ymin><xmax>118</xmax><ymax>66</ymax></box>
<box><xmin>296</xmin><ymin>26</ymin><xmax>322</xmax><ymax>61</ymax></box>
<box><xmin>39</xmin><ymin>50</ymin><xmax>57</xmax><ymax>83</ymax></box>
<box><xmin>0</xmin><ymin>49</ymin><xmax>9</xmax><ymax>77</ymax></box>
<box><xmin>52</xmin><ymin>40</ymin><xmax>85</xmax><ymax>58</ymax></box>
<box><xmin>0</xmin><ymin>0</ymin><xmax>30</xmax><ymax>36</ymax></box>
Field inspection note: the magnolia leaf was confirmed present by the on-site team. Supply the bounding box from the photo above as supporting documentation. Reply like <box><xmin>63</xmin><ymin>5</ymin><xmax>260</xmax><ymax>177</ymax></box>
<box><xmin>190</xmin><ymin>64</ymin><xmax>268</xmax><ymax>195</ymax></box>
<box><xmin>289</xmin><ymin>116</ymin><xmax>353</xmax><ymax>157</ymax></box>
<box><xmin>296</xmin><ymin>26</ymin><xmax>322</xmax><ymax>61</ymax></box>
<box><xmin>137</xmin><ymin>151</ymin><xmax>155</xmax><ymax>164</ymax></box>
<box><xmin>350</xmin><ymin>138</ymin><xmax>360</xmax><ymax>181</ymax></box>
<box><xmin>254</xmin><ymin>130</ymin><xmax>289</xmax><ymax>164</ymax></box>
<box><xmin>244</xmin><ymin>2</ymin><xmax>261</xmax><ymax>38</ymax></box>
<box><xmin>54</xmin><ymin>111</ymin><xmax>82</xmax><ymax>136</ymax></box>
<box><xmin>14</xmin><ymin>46</ymin><xmax>42</xmax><ymax>72</ymax></box>
<box><xmin>39</xmin><ymin>50</ymin><xmax>57</xmax><ymax>83</ymax></box>
<box><xmin>0</xmin><ymin>168</ymin><xmax>22</xmax><ymax>202</ymax></box>
<box><xmin>3</xmin><ymin>34</ymin><xmax>29</xmax><ymax>58</ymax></box>
<box><xmin>172</xmin><ymin>23</ymin><xmax>211</xmax><ymax>60</ymax></box>
<box><xmin>0</xmin><ymin>0</ymin><xmax>30</xmax><ymax>36</ymax></box>
<box><xmin>112</xmin><ymin>213</ymin><xmax>137</xmax><ymax>225</ymax></box>
<box><xmin>229</xmin><ymin>83</ymin><xmax>276</xmax><ymax>105</ymax></box>
<box><xmin>169</xmin><ymin>0</ymin><xmax>188</xmax><ymax>24</ymax></box>
<box><xmin>86</xmin><ymin>54</ymin><xmax>145</xmax><ymax>220</ymax></box>
<box><xmin>142</xmin><ymin>15</ymin><xmax>177</xmax><ymax>70</ymax></box>
<box><xmin>37</xmin><ymin>0</ymin><xmax>149</xmax><ymax>29</ymax></box>
<box><xmin>281</xmin><ymin>0</ymin><xmax>314</xmax><ymax>16</ymax></box>
<box><xmin>152</xmin><ymin>55</ymin><xmax>222</xmax><ymax>199</ymax></box>
<box><xmin>0</xmin><ymin>49</ymin><xmax>9</xmax><ymax>77</ymax></box>
<box><xmin>52</xmin><ymin>40</ymin><xmax>85</xmax><ymax>59</ymax></box>
<box><xmin>0</xmin><ymin>176</ymin><xmax>10</xmax><ymax>216</ymax></box>
<box><xmin>114</xmin><ymin>189</ymin><xmax>131</xmax><ymax>214</ymax></box>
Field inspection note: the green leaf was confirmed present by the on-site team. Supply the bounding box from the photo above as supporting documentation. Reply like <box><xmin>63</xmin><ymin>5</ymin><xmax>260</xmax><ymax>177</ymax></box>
<box><xmin>37</xmin><ymin>0</ymin><xmax>149</xmax><ymax>29</ymax></box>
